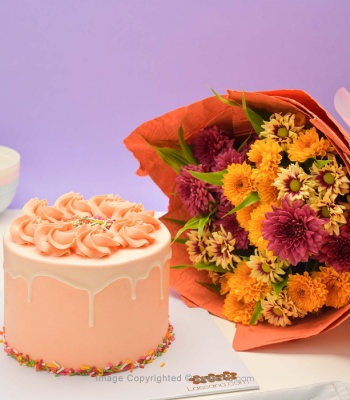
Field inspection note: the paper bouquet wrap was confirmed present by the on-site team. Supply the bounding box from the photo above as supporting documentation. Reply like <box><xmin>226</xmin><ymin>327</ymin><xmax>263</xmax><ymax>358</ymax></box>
<box><xmin>124</xmin><ymin>89</ymin><xmax>350</xmax><ymax>351</ymax></box>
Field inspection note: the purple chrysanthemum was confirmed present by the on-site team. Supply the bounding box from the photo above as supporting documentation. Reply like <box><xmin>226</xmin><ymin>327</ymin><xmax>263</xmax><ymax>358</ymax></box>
<box><xmin>211</xmin><ymin>134</ymin><xmax>259</xmax><ymax>172</ymax></box>
<box><xmin>176</xmin><ymin>164</ymin><xmax>215</xmax><ymax>217</ymax></box>
<box><xmin>317</xmin><ymin>220</ymin><xmax>350</xmax><ymax>273</ymax></box>
<box><xmin>191</xmin><ymin>126</ymin><xmax>234</xmax><ymax>169</ymax></box>
<box><xmin>214</xmin><ymin>203</ymin><xmax>249</xmax><ymax>249</ymax></box>
<box><xmin>262</xmin><ymin>197</ymin><xmax>327</xmax><ymax>266</ymax></box>
<box><xmin>212</xmin><ymin>148</ymin><xmax>247</xmax><ymax>171</ymax></box>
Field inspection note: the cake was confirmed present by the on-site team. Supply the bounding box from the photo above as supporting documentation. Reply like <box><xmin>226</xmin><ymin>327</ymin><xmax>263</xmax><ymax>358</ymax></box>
<box><xmin>2</xmin><ymin>192</ymin><xmax>173</xmax><ymax>376</ymax></box>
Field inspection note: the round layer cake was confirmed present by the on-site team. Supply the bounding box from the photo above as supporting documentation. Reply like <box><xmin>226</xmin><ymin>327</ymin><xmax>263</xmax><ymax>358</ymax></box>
<box><xmin>2</xmin><ymin>193</ymin><xmax>173</xmax><ymax>376</ymax></box>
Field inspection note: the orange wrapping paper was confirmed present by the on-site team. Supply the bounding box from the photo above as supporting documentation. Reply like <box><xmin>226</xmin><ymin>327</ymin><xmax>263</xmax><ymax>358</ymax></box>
<box><xmin>124</xmin><ymin>89</ymin><xmax>350</xmax><ymax>350</ymax></box>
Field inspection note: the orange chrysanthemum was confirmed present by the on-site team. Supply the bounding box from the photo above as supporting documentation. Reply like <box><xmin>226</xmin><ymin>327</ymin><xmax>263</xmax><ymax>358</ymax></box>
<box><xmin>227</xmin><ymin>261</ymin><xmax>271</xmax><ymax>303</ymax></box>
<box><xmin>247</xmin><ymin>138</ymin><xmax>282</xmax><ymax>180</ymax></box>
<box><xmin>247</xmin><ymin>203</ymin><xmax>273</xmax><ymax>251</ymax></box>
<box><xmin>294</xmin><ymin>112</ymin><xmax>308</xmax><ymax>127</ymax></box>
<box><xmin>222</xmin><ymin>162</ymin><xmax>254</xmax><ymax>206</ymax></box>
<box><xmin>256</xmin><ymin>177</ymin><xmax>280</xmax><ymax>205</ymax></box>
<box><xmin>222</xmin><ymin>292</ymin><xmax>257</xmax><ymax>325</ymax></box>
<box><xmin>312</xmin><ymin>267</ymin><xmax>350</xmax><ymax>308</ymax></box>
<box><xmin>287</xmin><ymin>272</ymin><xmax>327</xmax><ymax>312</ymax></box>
<box><xmin>208</xmin><ymin>270</ymin><xmax>220</xmax><ymax>285</ymax></box>
<box><xmin>288</xmin><ymin>127</ymin><xmax>334</xmax><ymax>162</ymax></box>
<box><xmin>236</xmin><ymin>202</ymin><xmax>259</xmax><ymax>231</ymax></box>
<box><xmin>220</xmin><ymin>272</ymin><xmax>234</xmax><ymax>295</ymax></box>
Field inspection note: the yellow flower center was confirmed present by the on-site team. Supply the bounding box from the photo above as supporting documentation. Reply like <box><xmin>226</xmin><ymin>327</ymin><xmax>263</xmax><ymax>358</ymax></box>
<box><xmin>323</xmin><ymin>172</ymin><xmax>335</xmax><ymax>185</ymax></box>
<box><xmin>262</xmin><ymin>263</ymin><xmax>271</xmax><ymax>273</ymax></box>
<box><xmin>277</xmin><ymin>127</ymin><xmax>288</xmax><ymax>138</ymax></box>
<box><xmin>273</xmin><ymin>307</ymin><xmax>283</xmax><ymax>316</ymax></box>
<box><xmin>321</xmin><ymin>206</ymin><xmax>330</xmax><ymax>218</ymax></box>
<box><xmin>289</xmin><ymin>179</ymin><xmax>301</xmax><ymax>192</ymax></box>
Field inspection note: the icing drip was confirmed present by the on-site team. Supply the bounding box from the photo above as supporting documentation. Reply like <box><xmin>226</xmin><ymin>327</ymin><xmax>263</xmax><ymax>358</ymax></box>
<box><xmin>5</xmin><ymin>193</ymin><xmax>172</xmax><ymax>327</ymax></box>
<box><xmin>4</xmin><ymin>228</ymin><xmax>171</xmax><ymax>327</ymax></box>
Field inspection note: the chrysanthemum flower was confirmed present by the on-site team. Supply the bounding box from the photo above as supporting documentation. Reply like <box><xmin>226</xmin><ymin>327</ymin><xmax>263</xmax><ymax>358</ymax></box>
<box><xmin>247</xmin><ymin>203</ymin><xmax>273</xmax><ymax>251</ymax></box>
<box><xmin>260</xmin><ymin>113</ymin><xmax>303</xmax><ymax>150</ymax></box>
<box><xmin>308</xmin><ymin>192</ymin><xmax>346</xmax><ymax>235</ymax></box>
<box><xmin>212</xmin><ymin>148</ymin><xmax>247</xmax><ymax>172</ymax></box>
<box><xmin>222</xmin><ymin>292</ymin><xmax>258</xmax><ymax>325</ymax></box>
<box><xmin>287</xmin><ymin>272</ymin><xmax>327</xmax><ymax>312</ymax></box>
<box><xmin>281</xmin><ymin>289</ymin><xmax>307</xmax><ymax>319</ymax></box>
<box><xmin>208</xmin><ymin>271</ymin><xmax>220</xmax><ymax>285</ymax></box>
<box><xmin>186</xmin><ymin>228</ymin><xmax>211</xmax><ymax>264</ymax></box>
<box><xmin>261</xmin><ymin>292</ymin><xmax>292</xmax><ymax>327</ymax></box>
<box><xmin>205</xmin><ymin>226</ymin><xmax>240</xmax><ymax>270</ymax></box>
<box><xmin>256</xmin><ymin>177</ymin><xmax>280</xmax><ymax>205</ymax></box>
<box><xmin>312</xmin><ymin>267</ymin><xmax>350</xmax><ymax>308</ymax></box>
<box><xmin>294</xmin><ymin>113</ymin><xmax>308</xmax><ymax>127</ymax></box>
<box><xmin>247</xmin><ymin>138</ymin><xmax>282</xmax><ymax>180</ymax></box>
<box><xmin>236</xmin><ymin>202</ymin><xmax>259</xmax><ymax>231</ymax></box>
<box><xmin>273</xmin><ymin>163</ymin><xmax>315</xmax><ymax>201</ymax></box>
<box><xmin>176</xmin><ymin>164</ymin><xmax>215</xmax><ymax>217</ymax></box>
<box><xmin>227</xmin><ymin>260</ymin><xmax>271</xmax><ymax>303</ymax></box>
<box><xmin>309</xmin><ymin>158</ymin><xmax>350</xmax><ymax>197</ymax></box>
<box><xmin>288</xmin><ymin>127</ymin><xmax>334</xmax><ymax>162</ymax></box>
<box><xmin>222</xmin><ymin>162</ymin><xmax>254</xmax><ymax>206</ymax></box>
<box><xmin>262</xmin><ymin>197</ymin><xmax>327</xmax><ymax>265</ymax></box>
<box><xmin>261</xmin><ymin>289</ymin><xmax>306</xmax><ymax>327</ymax></box>
<box><xmin>214</xmin><ymin>203</ymin><xmax>249</xmax><ymax>249</ymax></box>
<box><xmin>317</xmin><ymin>223</ymin><xmax>350</xmax><ymax>273</ymax></box>
<box><xmin>191</xmin><ymin>126</ymin><xmax>234</xmax><ymax>169</ymax></box>
<box><xmin>220</xmin><ymin>272</ymin><xmax>234</xmax><ymax>295</ymax></box>
<box><xmin>247</xmin><ymin>250</ymin><xmax>289</xmax><ymax>284</ymax></box>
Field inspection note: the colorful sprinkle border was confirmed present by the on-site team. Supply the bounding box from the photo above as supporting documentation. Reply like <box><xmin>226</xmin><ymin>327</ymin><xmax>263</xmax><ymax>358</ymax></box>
<box><xmin>0</xmin><ymin>323</ymin><xmax>174</xmax><ymax>377</ymax></box>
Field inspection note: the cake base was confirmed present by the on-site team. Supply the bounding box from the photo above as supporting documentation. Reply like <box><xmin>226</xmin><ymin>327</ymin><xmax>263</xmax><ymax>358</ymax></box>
<box><xmin>1</xmin><ymin>324</ymin><xmax>174</xmax><ymax>377</ymax></box>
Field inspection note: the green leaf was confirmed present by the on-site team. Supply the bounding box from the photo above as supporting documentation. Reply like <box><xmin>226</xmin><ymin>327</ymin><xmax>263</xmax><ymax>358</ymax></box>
<box><xmin>188</xmin><ymin>169</ymin><xmax>226</xmax><ymax>186</ymax></box>
<box><xmin>171</xmin><ymin>264</ymin><xmax>192</xmax><ymax>269</ymax></box>
<box><xmin>303</xmin><ymin>157</ymin><xmax>331</xmax><ymax>170</ymax></box>
<box><xmin>249</xmin><ymin>300</ymin><xmax>263</xmax><ymax>325</ymax></box>
<box><xmin>225</xmin><ymin>192</ymin><xmax>260</xmax><ymax>216</ymax></box>
<box><xmin>237</xmin><ymin>133</ymin><xmax>251</xmax><ymax>152</ymax></box>
<box><xmin>141</xmin><ymin>135</ymin><xmax>188</xmax><ymax>174</ymax></box>
<box><xmin>172</xmin><ymin>216</ymin><xmax>201</xmax><ymax>242</ymax></box>
<box><xmin>172</xmin><ymin>237</ymin><xmax>187</xmax><ymax>244</ymax></box>
<box><xmin>154</xmin><ymin>147</ymin><xmax>188</xmax><ymax>174</ymax></box>
<box><xmin>178</xmin><ymin>125</ymin><xmax>197</xmax><ymax>165</ymax></box>
<box><xmin>196</xmin><ymin>281</ymin><xmax>221</xmax><ymax>293</ymax></box>
<box><xmin>210</xmin><ymin>88</ymin><xmax>264</xmax><ymax>135</ymax></box>
<box><xmin>197</xmin><ymin>212</ymin><xmax>212</xmax><ymax>239</ymax></box>
<box><xmin>194</xmin><ymin>261</ymin><xmax>228</xmax><ymax>273</ymax></box>
<box><xmin>314</xmin><ymin>159</ymin><xmax>332</xmax><ymax>168</ymax></box>
<box><xmin>210</xmin><ymin>88</ymin><xmax>242</xmax><ymax>107</ymax></box>
<box><xmin>241</xmin><ymin>91</ymin><xmax>264</xmax><ymax>135</ymax></box>
<box><xmin>272</xmin><ymin>267</ymin><xmax>291</xmax><ymax>295</ymax></box>
<box><xmin>172</xmin><ymin>210</ymin><xmax>214</xmax><ymax>243</ymax></box>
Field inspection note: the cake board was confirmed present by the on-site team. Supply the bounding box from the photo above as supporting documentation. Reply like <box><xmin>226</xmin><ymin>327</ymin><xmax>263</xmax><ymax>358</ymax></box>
<box><xmin>0</xmin><ymin>289</ymin><xmax>258</xmax><ymax>400</ymax></box>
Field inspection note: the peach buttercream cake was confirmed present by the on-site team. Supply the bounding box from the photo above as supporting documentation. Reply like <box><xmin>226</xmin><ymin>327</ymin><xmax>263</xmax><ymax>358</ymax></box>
<box><xmin>2</xmin><ymin>192</ymin><xmax>174</xmax><ymax>376</ymax></box>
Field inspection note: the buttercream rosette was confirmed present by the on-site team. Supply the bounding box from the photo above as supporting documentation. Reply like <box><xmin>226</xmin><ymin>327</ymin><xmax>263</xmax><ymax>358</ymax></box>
<box><xmin>10</xmin><ymin>192</ymin><xmax>160</xmax><ymax>257</ymax></box>
<box><xmin>124</xmin><ymin>89</ymin><xmax>350</xmax><ymax>350</ymax></box>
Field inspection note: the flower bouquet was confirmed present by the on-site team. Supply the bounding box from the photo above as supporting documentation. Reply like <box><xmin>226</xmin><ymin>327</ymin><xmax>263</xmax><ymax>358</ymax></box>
<box><xmin>124</xmin><ymin>89</ymin><xmax>350</xmax><ymax>350</ymax></box>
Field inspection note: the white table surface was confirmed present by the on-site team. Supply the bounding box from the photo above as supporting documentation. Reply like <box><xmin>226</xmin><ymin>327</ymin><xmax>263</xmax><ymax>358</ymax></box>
<box><xmin>1</xmin><ymin>209</ymin><xmax>350</xmax><ymax>399</ymax></box>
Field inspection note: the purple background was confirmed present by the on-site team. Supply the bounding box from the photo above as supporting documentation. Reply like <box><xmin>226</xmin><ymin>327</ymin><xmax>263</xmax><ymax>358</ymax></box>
<box><xmin>1</xmin><ymin>0</ymin><xmax>350</xmax><ymax>211</ymax></box>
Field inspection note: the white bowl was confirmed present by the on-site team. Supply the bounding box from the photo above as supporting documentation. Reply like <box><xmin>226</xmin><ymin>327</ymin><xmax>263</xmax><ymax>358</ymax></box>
<box><xmin>0</xmin><ymin>146</ymin><xmax>20</xmax><ymax>213</ymax></box>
